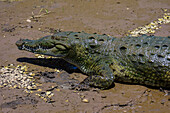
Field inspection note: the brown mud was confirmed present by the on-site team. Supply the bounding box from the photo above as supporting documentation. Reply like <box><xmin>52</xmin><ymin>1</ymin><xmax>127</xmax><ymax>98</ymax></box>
<box><xmin>0</xmin><ymin>0</ymin><xmax>170</xmax><ymax>113</ymax></box>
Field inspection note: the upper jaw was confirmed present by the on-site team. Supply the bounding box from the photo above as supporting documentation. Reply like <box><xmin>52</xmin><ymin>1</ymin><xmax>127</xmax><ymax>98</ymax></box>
<box><xmin>18</xmin><ymin>43</ymin><xmax>55</xmax><ymax>53</ymax></box>
<box><xmin>16</xmin><ymin>39</ymin><xmax>69</xmax><ymax>57</ymax></box>
<box><xmin>16</xmin><ymin>39</ymin><xmax>55</xmax><ymax>52</ymax></box>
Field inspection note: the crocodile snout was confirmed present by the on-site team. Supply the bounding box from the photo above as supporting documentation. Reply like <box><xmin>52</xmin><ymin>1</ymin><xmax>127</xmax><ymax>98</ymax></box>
<box><xmin>16</xmin><ymin>39</ymin><xmax>31</xmax><ymax>50</ymax></box>
<box><xmin>16</xmin><ymin>39</ymin><xmax>24</xmax><ymax>45</ymax></box>
<box><xmin>16</xmin><ymin>39</ymin><xmax>25</xmax><ymax>50</ymax></box>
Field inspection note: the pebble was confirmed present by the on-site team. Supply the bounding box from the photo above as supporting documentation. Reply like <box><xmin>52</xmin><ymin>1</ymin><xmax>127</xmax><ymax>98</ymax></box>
<box><xmin>82</xmin><ymin>98</ymin><xmax>89</xmax><ymax>103</ymax></box>
<box><xmin>0</xmin><ymin>64</ymin><xmax>36</xmax><ymax>91</ymax></box>
<box><xmin>36</xmin><ymin>91</ymin><xmax>54</xmax><ymax>102</ymax></box>
<box><xmin>26</xmin><ymin>19</ymin><xmax>31</xmax><ymax>23</ymax></box>
<box><xmin>0</xmin><ymin>64</ymin><xmax>57</xmax><ymax>103</ymax></box>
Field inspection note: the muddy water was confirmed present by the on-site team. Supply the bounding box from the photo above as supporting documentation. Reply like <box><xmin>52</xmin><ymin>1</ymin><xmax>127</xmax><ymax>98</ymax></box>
<box><xmin>0</xmin><ymin>0</ymin><xmax>169</xmax><ymax>113</ymax></box>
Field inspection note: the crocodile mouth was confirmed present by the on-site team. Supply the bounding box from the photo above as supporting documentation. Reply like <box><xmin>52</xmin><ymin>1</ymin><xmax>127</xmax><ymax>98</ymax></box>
<box><xmin>16</xmin><ymin>39</ymin><xmax>68</xmax><ymax>57</ymax></box>
<box><xmin>20</xmin><ymin>44</ymin><xmax>55</xmax><ymax>52</ymax></box>
<box><xmin>16</xmin><ymin>39</ymin><xmax>55</xmax><ymax>51</ymax></box>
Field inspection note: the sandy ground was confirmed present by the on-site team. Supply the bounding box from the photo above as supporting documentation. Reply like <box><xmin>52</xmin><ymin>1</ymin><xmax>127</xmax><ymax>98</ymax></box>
<box><xmin>0</xmin><ymin>0</ymin><xmax>170</xmax><ymax>113</ymax></box>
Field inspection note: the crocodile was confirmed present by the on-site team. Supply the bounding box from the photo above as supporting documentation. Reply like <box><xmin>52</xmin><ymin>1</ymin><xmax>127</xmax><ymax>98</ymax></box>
<box><xmin>16</xmin><ymin>31</ymin><xmax>170</xmax><ymax>89</ymax></box>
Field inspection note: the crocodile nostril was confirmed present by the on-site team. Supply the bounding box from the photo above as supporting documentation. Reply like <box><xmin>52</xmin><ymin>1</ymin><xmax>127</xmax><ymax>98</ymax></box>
<box><xmin>16</xmin><ymin>39</ymin><xmax>24</xmax><ymax>46</ymax></box>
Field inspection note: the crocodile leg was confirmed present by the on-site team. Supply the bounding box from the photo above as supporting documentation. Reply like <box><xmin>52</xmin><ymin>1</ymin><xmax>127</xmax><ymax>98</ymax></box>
<box><xmin>76</xmin><ymin>60</ymin><xmax>115</xmax><ymax>89</ymax></box>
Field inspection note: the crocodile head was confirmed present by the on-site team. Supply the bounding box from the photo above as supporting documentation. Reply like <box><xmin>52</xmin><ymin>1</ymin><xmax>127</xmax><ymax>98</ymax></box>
<box><xmin>16</xmin><ymin>35</ymin><xmax>70</xmax><ymax>57</ymax></box>
<box><xmin>16</xmin><ymin>31</ymin><xmax>113</xmax><ymax>62</ymax></box>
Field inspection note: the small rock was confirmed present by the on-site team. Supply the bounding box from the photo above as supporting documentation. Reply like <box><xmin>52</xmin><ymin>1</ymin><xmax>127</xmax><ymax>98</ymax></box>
<box><xmin>26</xmin><ymin>19</ymin><xmax>31</xmax><ymax>23</ymax></box>
<box><xmin>101</xmin><ymin>95</ymin><xmax>107</xmax><ymax>98</ymax></box>
<box><xmin>82</xmin><ymin>98</ymin><xmax>89</xmax><ymax>103</ymax></box>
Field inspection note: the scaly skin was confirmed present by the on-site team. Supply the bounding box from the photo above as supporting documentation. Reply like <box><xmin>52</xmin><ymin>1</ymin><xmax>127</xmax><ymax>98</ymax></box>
<box><xmin>16</xmin><ymin>31</ymin><xmax>170</xmax><ymax>89</ymax></box>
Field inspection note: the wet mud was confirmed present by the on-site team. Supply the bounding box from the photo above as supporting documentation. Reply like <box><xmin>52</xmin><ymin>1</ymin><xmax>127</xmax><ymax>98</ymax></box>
<box><xmin>0</xmin><ymin>0</ymin><xmax>170</xmax><ymax>113</ymax></box>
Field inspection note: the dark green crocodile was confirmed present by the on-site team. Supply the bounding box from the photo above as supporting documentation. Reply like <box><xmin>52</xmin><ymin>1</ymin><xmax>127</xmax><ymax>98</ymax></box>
<box><xmin>16</xmin><ymin>31</ymin><xmax>170</xmax><ymax>89</ymax></box>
